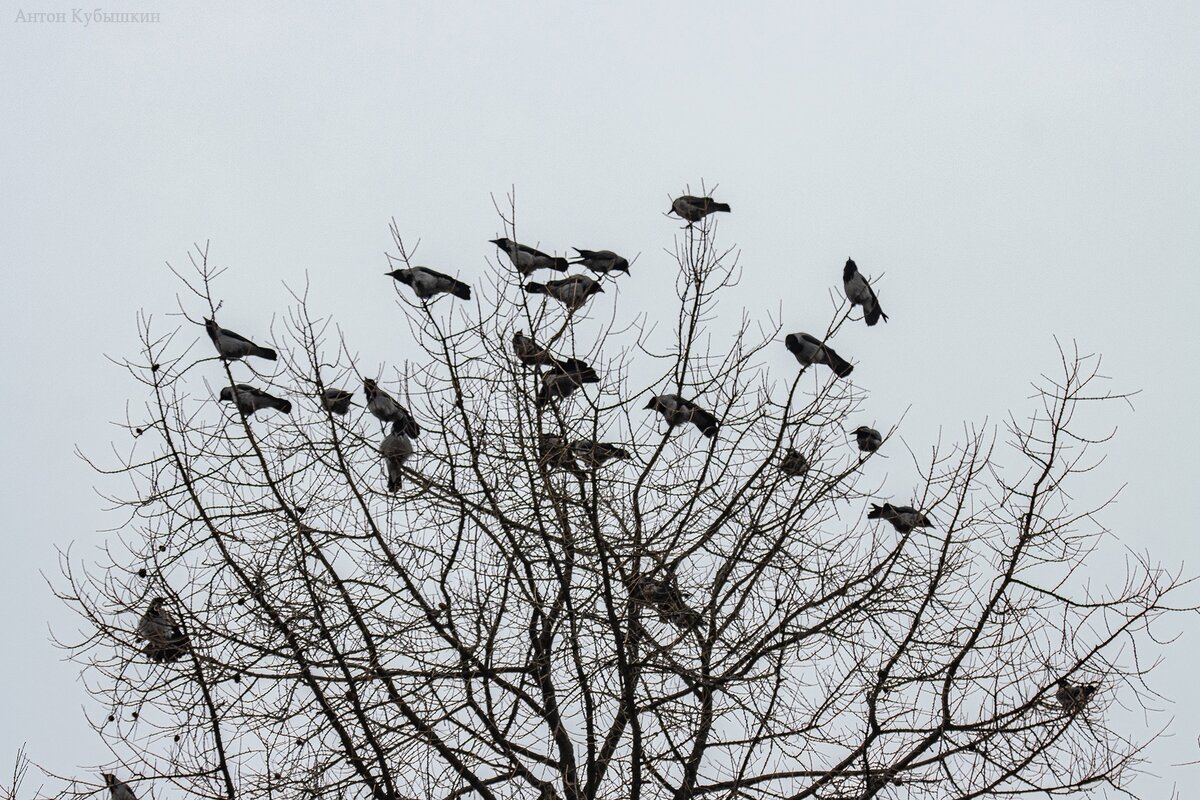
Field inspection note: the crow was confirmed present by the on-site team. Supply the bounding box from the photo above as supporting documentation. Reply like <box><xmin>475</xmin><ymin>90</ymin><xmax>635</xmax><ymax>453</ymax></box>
<box><xmin>779</xmin><ymin>448</ymin><xmax>809</xmax><ymax>478</ymax></box>
<box><xmin>103</xmin><ymin>774</ymin><xmax>137</xmax><ymax>800</ymax></box>
<box><xmin>867</xmin><ymin>503</ymin><xmax>933</xmax><ymax>533</ymax></box>
<box><xmin>380</xmin><ymin>422</ymin><xmax>414</xmax><ymax>492</ymax></box>
<box><xmin>523</xmin><ymin>274</ymin><xmax>605</xmax><ymax>312</ymax></box>
<box><xmin>512</xmin><ymin>330</ymin><xmax>559</xmax><ymax>369</ymax></box>
<box><xmin>669</xmin><ymin>195</ymin><xmax>731</xmax><ymax>225</ymax></box>
<box><xmin>645</xmin><ymin>394</ymin><xmax>719</xmax><ymax>438</ymax></box>
<box><xmin>490</xmin><ymin>238</ymin><xmax>569</xmax><ymax>276</ymax></box>
<box><xmin>572</xmin><ymin>248</ymin><xmax>630</xmax><ymax>275</ymax></box>
<box><xmin>320</xmin><ymin>388</ymin><xmax>355</xmax><ymax>415</ymax></box>
<box><xmin>843</xmin><ymin>259</ymin><xmax>888</xmax><ymax>326</ymax></box>
<box><xmin>204</xmin><ymin>318</ymin><xmax>277</xmax><ymax>361</ymax></box>
<box><xmin>386</xmin><ymin>267</ymin><xmax>471</xmax><ymax>300</ymax></box>
<box><xmin>535</xmin><ymin>359</ymin><xmax>599</xmax><ymax>408</ymax></box>
<box><xmin>362</xmin><ymin>378</ymin><xmax>420</xmax><ymax>438</ymax></box>
<box><xmin>784</xmin><ymin>332</ymin><xmax>854</xmax><ymax>378</ymax></box>
<box><xmin>853</xmin><ymin>426</ymin><xmax>883</xmax><ymax>453</ymax></box>
<box><xmin>137</xmin><ymin>597</ymin><xmax>188</xmax><ymax>663</ymax></box>
<box><xmin>629</xmin><ymin>569</ymin><xmax>702</xmax><ymax>630</ymax></box>
<box><xmin>570</xmin><ymin>440</ymin><xmax>631</xmax><ymax>468</ymax></box>
<box><xmin>1056</xmin><ymin>678</ymin><xmax>1098</xmax><ymax>714</ymax></box>
<box><xmin>538</xmin><ymin>434</ymin><xmax>586</xmax><ymax>478</ymax></box>
<box><xmin>218</xmin><ymin>384</ymin><xmax>292</xmax><ymax>417</ymax></box>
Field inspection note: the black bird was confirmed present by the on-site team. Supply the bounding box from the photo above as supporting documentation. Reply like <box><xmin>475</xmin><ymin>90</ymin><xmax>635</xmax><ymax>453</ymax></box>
<box><xmin>320</xmin><ymin>388</ymin><xmax>355</xmax><ymax>415</ymax></box>
<box><xmin>204</xmin><ymin>318</ymin><xmax>277</xmax><ymax>362</ymax></box>
<box><xmin>669</xmin><ymin>195</ymin><xmax>731</xmax><ymax>225</ymax></box>
<box><xmin>386</xmin><ymin>267</ymin><xmax>471</xmax><ymax>300</ymax></box>
<box><xmin>536</xmin><ymin>358</ymin><xmax>599</xmax><ymax>408</ymax></box>
<box><xmin>843</xmin><ymin>259</ymin><xmax>888</xmax><ymax>326</ymax></box>
<box><xmin>218</xmin><ymin>384</ymin><xmax>292</xmax><ymax>417</ymax></box>
<box><xmin>853</xmin><ymin>426</ymin><xmax>883</xmax><ymax>453</ymax></box>
<box><xmin>538</xmin><ymin>434</ymin><xmax>586</xmax><ymax>478</ymax></box>
<box><xmin>137</xmin><ymin>597</ymin><xmax>188</xmax><ymax>663</ymax></box>
<box><xmin>1056</xmin><ymin>678</ymin><xmax>1098</xmax><ymax>714</ymax></box>
<box><xmin>380</xmin><ymin>422</ymin><xmax>414</xmax><ymax>492</ymax></box>
<box><xmin>645</xmin><ymin>394</ymin><xmax>719</xmax><ymax>438</ymax></box>
<box><xmin>490</xmin><ymin>238</ymin><xmax>569</xmax><ymax>276</ymax></box>
<box><xmin>571</xmin><ymin>440</ymin><xmax>631</xmax><ymax>468</ymax></box>
<box><xmin>523</xmin><ymin>274</ymin><xmax>605</xmax><ymax>312</ymax></box>
<box><xmin>784</xmin><ymin>332</ymin><xmax>854</xmax><ymax>378</ymax></box>
<box><xmin>867</xmin><ymin>503</ymin><xmax>933</xmax><ymax>533</ymax></box>
<box><xmin>572</xmin><ymin>248</ymin><xmax>630</xmax><ymax>275</ymax></box>
<box><xmin>512</xmin><ymin>330</ymin><xmax>559</xmax><ymax>369</ymax></box>
<box><xmin>362</xmin><ymin>378</ymin><xmax>420</xmax><ymax>438</ymax></box>
<box><xmin>103</xmin><ymin>774</ymin><xmax>137</xmax><ymax>800</ymax></box>
<box><xmin>779</xmin><ymin>448</ymin><xmax>809</xmax><ymax>479</ymax></box>
<box><xmin>629</xmin><ymin>569</ymin><xmax>702</xmax><ymax>630</ymax></box>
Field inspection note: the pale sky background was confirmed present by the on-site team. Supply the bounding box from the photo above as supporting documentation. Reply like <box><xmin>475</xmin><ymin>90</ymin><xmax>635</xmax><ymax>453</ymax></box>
<box><xmin>2</xmin><ymin>2</ymin><xmax>1199</xmax><ymax>796</ymax></box>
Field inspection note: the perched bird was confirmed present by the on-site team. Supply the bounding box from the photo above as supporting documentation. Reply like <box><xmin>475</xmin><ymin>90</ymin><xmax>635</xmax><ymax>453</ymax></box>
<box><xmin>843</xmin><ymin>259</ymin><xmax>889</xmax><ymax>326</ymax></box>
<box><xmin>204</xmin><ymin>318</ymin><xmax>277</xmax><ymax>362</ymax></box>
<box><xmin>103</xmin><ymin>774</ymin><xmax>137</xmax><ymax>800</ymax></box>
<box><xmin>784</xmin><ymin>332</ymin><xmax>854</xmax><ymax>378</ymax></box>
<box><xmin>645</xmin><ymin>394</ymin><xmax>719</xmax><ymax>438</ymax></box>
<box><xmin>386</xmin><ymin>267</ymin><xmax>471</xmax><ymax>300</ymax></box>
<box><xmin>572</xmin><ymin>248</ymin><xmax>630</xmax><ymax>276</ymax></box>
<box><xmin>320</xmin><ymin>388</ymin><xmax>355</xmax><ymax>415</ymax></box>
<box><xmin>512</xmin><ymin>331</ymin><xmax>559</xmax><ymax>369</ymax></box>
<box><xmin>853</xmin><ymin>426</ymin><xmax>883</xmax><ymax>453</ymax></box>
<box><xmin>536</xmin><ymin>359</ymin><xmax>600</xmax><ymax>408</ymax></box>
<box><xmin>779</xmin><ymin>448</ymin><xmax>809</xmax><ymax>479</ymax></box>
<box><xmin>523</xmin><ymin>274</ymin><xmax>605</xmax><ymax>312</ymax></box>
<box><xmin>570</xmin><ymin>440</ymin><xmax>631</xmax><ymax>468</ymax></box>
<box><xmin>490</xmin><ymin>238</ymin><xmax>569</xmax><ymax>276</ymax></box>
<box><xmin>867</xmin><ymin>503</ymin><xmax>933</xmax><ymax>533</ymax></box>
<box><xmin>380</xmin><ymin>422</ymin><xmax>414</xmax><ymax>492</ymax></box>
<box><xmin>362</xmin><ymin>378</ymin><xmax>420</xmax><ymax>438</ymax></box>
<box><xmin>538</xmin><ymin>434</ymin><xmax>586</xmax><ymax>478</ymax></box>
<box><xmin>218</xmin><ymin>384</ymin><xmax>292</xmax><ymax>417</ymax></box>
<box><xmin>137</xmin><ymin>597</ymin><xmax>188</xmax><ymax>663</ymax></box>
<box><xmin>629</xmin><ymin>570</ymin><xmax>702</xmax><ymax>630</ymax></box>
<box><xmin>669</xmin><ymin>195</ymin><xmax>731</xmax><ymax>225</ymax></box>
<box><xmin>1056</xmin><ymin>678</ymin><xmax>1098</xmax><ymax>714</ymax></box>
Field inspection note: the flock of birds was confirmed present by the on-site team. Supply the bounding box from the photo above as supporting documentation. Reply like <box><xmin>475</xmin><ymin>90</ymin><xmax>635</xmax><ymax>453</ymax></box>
<box><xmin>114</xmin><ymin>193</ymin><xmax>1096</xmax><ymax>799</ymax></box>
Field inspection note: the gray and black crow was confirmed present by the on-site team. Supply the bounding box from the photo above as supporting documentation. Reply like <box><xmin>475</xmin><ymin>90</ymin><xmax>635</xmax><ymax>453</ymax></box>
<box><xmin>780</xmin><ymin>448</ymin><xmax>809</xmax><ymax>479</ymax></box>
<box><xmin>490</xmin><ymin>238</ymin><xmax>569</xmax><ymax>276</ymax></box>
<box><xmin>572</xmin><ymin>248</ymin><xmax>630</xmax><ymax>275</ymax></box>
<box><xmin>571</xmin><ymin>440</ymin><xmax>631</xmax><ymax>468</ymax></box>
<box><xmin>205</xmin><ymin>318</ymin><xmax>277</xmax><ymax>361</ymax></box>
<box><xmin>386</xmin><ymin>267</ymin><xmax>471</xmax><ymax>300</ymax></box>
<box><xmin>868</xmin><ymin>503</ymin><xmax>932</xmax><ymax>533</ymax></box>
<box><xmin>669</xmin><ymin>195</ymin><xmax>731</xmax><ymax>225</ymax></box>
<box><xmin>628</xmin><ymin>569</ymin><xmax>702</xmax><ymax>630</ymax></box>
<box><xmin>512</xmin><ymin>331</ymin><xmax>559</xmax><ymax>369</ymax></box>
<box><xmin>784</xmin><ymin>332</ymin><xmax>854</xmax><ymax>378</ymax></box>
<box><xmin>362</xmin><ymin>378</ymin><xmax>420</xmax><ymax>438</ymax></box>
<box><xmin>219</xmin><ymin>384</ymin><xmax>292</xmax><ymax>417</ymax></box>
<box><xmin>137</xmin><ymin>597</ymin><xmax>188</xmax><ymax>663</ymax></box>
<box><xmin>843</xmin><ymin>259</ymin><xmax>888</xmax><ymax>326</ymax></box>
<box><xmin>523</xmin><ymin>274</ymin><xmax>605</xmax><ymax>312</ymax></box>
<box><xmin>538</xmin><ymin>434</ymin><xmax>586</xmax><ymax>478</ymax></box>
<box><xmin>1056</xmin><ymin>678</ymin><xmax>1098</xmax><ymax>714</ymax></box>
<box><xmin>103</xmin><ymin>774</ymin><xmax>137</xmax><ymax>800</ymax></box>
<box><xmin>380</xmin><ymin>422</ymin><xmax>414</xmax><ymax>492</ymax></box>
<box><xmin>645</xmin><ymin>394</ymin><xmax>719</xmax><ymax>438</ymax></box>
<box><xmin>853</xmin><ymin>426</ymin><xmax>883</xmax><ymax>453</ymax></box>
<box><xmin>536</xmin><ymin>358</ymin><xmax>600</xmax><ymax>408</ymax></box>
<box><xmin>321</xmin><ymin>388</ymin><xmax>355</xmax><ymax>415</ymax></box>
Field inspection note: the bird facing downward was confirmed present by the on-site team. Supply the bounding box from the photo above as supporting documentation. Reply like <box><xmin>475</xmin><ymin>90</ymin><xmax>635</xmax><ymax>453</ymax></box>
<box><xmin>843</xmin><ymin>259</ymin><xmax>889</xmax><ymax>326</ymax></box>
<box><xmin>380</xmin><ymin>421</ymin><xmax>415</xmax><ymax>493</ymax></box>
<box><xmin>204</xmin><ymin>318</ymin><xmax>277</xmax><ymax>361</ymax></box>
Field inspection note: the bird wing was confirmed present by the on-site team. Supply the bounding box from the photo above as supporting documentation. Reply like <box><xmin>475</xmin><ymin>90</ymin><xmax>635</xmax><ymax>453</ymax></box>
<box><xmin>218</xmin><ymin>327</ymin><xmax>255</xmax><ymax>345</ymax></box>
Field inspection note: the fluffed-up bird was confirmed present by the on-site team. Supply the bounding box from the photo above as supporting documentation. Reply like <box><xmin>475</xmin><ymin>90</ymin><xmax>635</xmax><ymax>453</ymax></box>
<box><xmin>669</xmin><ymin>195</ymin><xmax>731</xmax><ymax>225</ymax></box>
<box><xmin>362</xmin><ymin>378</ymin><xmax>420</xmax><ymax>438</ymax></box>
<box><xmin>645</xmin><ymin>394</ymin><xmax>719</xmax><ymax>438</ymax></box>
<box><xmin>536</xmin><ymin>359</ymin><xmax>600</xmax><ymax>408</ymax></box>
<box><xmin>629</xmin><ymin>569</ymin><xmax>702</xmax><ymax>630</ymax></box>
<box><xmin>1056</xmin><ymin>678</ymin><xmax>1098</xmax><ymax>714</ymax></box>
<box><xmin>320</xmin><ymin>388</ymin><xmax>355</xmax><ymax>415</ymax></box>
<box><xmin>205</xmin><ymin>318</ymin><xmax>277</xmax><ymax>362</ymax></box>
<box><xmin>490</xmin><ymin>238</ymin><xmax>569</xmax><ymax>276</ymax></box>
<box><xmin>380</xmin><ymin>422</ymin><xmax>414</xmax><ymax>492</ymax></box>
<box><xmin>784</xmin><ymin>332</ymin><xmax>854</xmax><ymax>378</ymax></box>
<box><xmin>868</xmin><ymin>503</ymin><xmax>932</xmax><ymax>533</ymax></box>
<box><xmin>779</xmin><ymin>448</ymin><xmax>809</xmax><ymax>478</ymax></box>
<box><xmin>572</xmin><ymin>248</ymin><xmax>630</xmax><ymax>275</ymax></box>
<box><xmin>137</xmin><ymin>597</ymin><xmax>188</xmax><ymax>663</ymax></box>
<box><xmin>523</xmin><ymin>274</ymin><xmax>604</xmax><ymax>312</ymax></box>
<box><xmin>512</xmin><ymin>331</ymin><xmax>559</xmax><ymax>368</ymax></box>
<box><xmin>570</xmin><ymin>440</ymin><xmax>631</xmax><ymax>468</ymax></box>
<box><xmin>103</xmin><ymin>774</ymin><xmax>137</xmax><ymax>800</ymax></box>
<box><xmin>853</xmin><ymin>426</ymin><xmax>883</xmax><ymax>453</ymax></box>
<box><xmin>843</xmin><ymin>259</ymin><xmax>889</xmax><ymax>326</ymax></box>
<box><xmin>538</xmin><ymin>434</ymin><xmax>586</xmax><ymax>478</ymax></box>
<box><xmin>386</xmin><ymin>267</ymin><xmax>471</xmax><ymax>300</ymax></box>
<box><xmin>219</xmin><ymin>384</ymin><xmax>292</xmax><ymax>417</ymax></box>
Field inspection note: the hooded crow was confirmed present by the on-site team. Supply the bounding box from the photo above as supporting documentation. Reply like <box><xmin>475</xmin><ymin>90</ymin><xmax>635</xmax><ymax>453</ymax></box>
<box><xmin>386</xmin><ymin>267</ymin><xmax>471</xmax><ymax>300</ymax></box>
<box><xmin>523</xmin><ymin>274</ymin><xmax>605</xmax><ymax>312</ymax></box>
<box><xmin>669</xmin><ymin>195</ymin><xmax>731</xmax><ymax>225</ymax></box>
<box><xmin>535</xmin><ymin>359</ymin><xmax>599</xmax><ymax>408</ymax></box>
<box><xmin>103</xmin><ymin>774</ymin><xmax>137</xmax><ymax>800</ymax></box>
<box><xmin>867</xmin><ymin>503</ymin><xmax>932</xmax><ymax>533</ymax></box>
<box><xmin>1056</xmin><ymin>678</ymin><xmax>1098</xmax><ymax>714</ymax></box>
<box><xmin>570</xmin><ymin>440</ymin><xmax>631</xmax><ymax>468</ymax></box>
<box><xmin>362</xmin><ymin>378</ymin><xmax>420</xmax><ymax>438</ymax></box>
<box><xmin>629</xmin><ymin>570</ymin><xmax>702</xmax><ymax>630</ymax></box>
<box><xmin>320</xmin><ymin>388</ymin><xmax>355</xmax><ymax>415</ymax></box>
<box><xmin>137</xmin><ymin>597</ymin><xmax>188</xmax><ymax>663</ymax></box>
<box><xmin>205</xmin><ymin>318</ymin><xmax>277</xmax><ymax>362</ymax></box>
<box><xmin>784</xmin><ymin>332</ymin><xmax>854</xmax><ymax>378</ymax></box>
<box><xmin>779</xmin><ymin>448</ymin><xmax>809</xmax><ymax>479</ymax></box>
<box><xmin>380</xmin><ymin>422</ymin><xmax>414</xmax><ymax>492</ymax></box>
<box><xmin>219</xmin><ymin>384</ymin><xmax>292</xmax><ymax>417</ymax></box>
<box><xmin>843</xmin><ymin>259</ymin><xmax>888</xmax><ymax>326</ymax></box>
<box><xmin>853</xmin><ymin>426</ymin><xmax>883</xmax><ymax>453</ymax></box>
<box><xmin>645</xmin><ymin>394</ymin><xmax>719</xmax><ymax>438</ymax></box>
<box><xmin>572</xmin><ymin>248</ymin><xmax>630</xmax><ymax>275</ymax></box>
<box><xmin>538</xmin><ymin>434</ymin><xmax>586</xmax><ymax>478</ymax></box>
<box><xmin>512</xmin><ymin>331</ymin><xmax>559</xmax><ymax>369</ymax></box>
<box><xmin>490</xmin><ymin>238</ymin><xmax>569</xmax><ymax>276</ymax></box>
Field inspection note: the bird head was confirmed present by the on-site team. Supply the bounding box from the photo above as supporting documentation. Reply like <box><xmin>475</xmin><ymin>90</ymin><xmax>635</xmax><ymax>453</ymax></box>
<box><xmin>362</xmin><ymin>377</ymin><xmax>378</xmax><ymax>392</ymax></box>
<box><xmin>148</xmin><ymin>596</ymin><xmax>166</xmax><ymax>610</ymax></box>
<box><xmin>102</xmin><ymin>774</ymin><xmax>116</xmax><ymax>787</ymax></box>
<box><xmin>385</xmin><ymin>269</ymin><xmax>411</xmax><ymax>284</ymax></box>
<box><xmin>644</xmin><ymin>396</ymin><xmax>660</xmax><ymax>410</ymax></box>
<box><xmin>218</xmin><ymin>387</ymin><xmax>234</xmax><ymax>403</ymax></box>
<box><xmin>489</xmin><ymin>238</ymin><xmax>510</xmax><ymax>248</ymax></box>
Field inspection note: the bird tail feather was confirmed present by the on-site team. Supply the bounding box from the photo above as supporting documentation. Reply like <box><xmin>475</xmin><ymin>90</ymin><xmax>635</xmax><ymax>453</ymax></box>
<box><xmin>524</xmin><ymin>282</ymin><xmax>547</xmax><ymax>295</ymax></box>
<box><xmin>254</xmin><ymin>346</ymin><xmax>278</xmax><ymax>361</ymax></box>
<box><xmin>828</xmin><ymin>350</ymin><xmax>854</xmax><ymax>378</ymax></box>
<box><xmin>453</xmin><ymin>283</ymin><xmax>472</xmax><ymax>300</ymax></box>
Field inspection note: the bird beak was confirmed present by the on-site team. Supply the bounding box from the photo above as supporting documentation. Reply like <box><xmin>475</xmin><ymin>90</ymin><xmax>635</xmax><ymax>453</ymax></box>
<box><xmin>598</xmin><ymin>286</ymin><xmax>606</xmax><ymax>293</ymax></box>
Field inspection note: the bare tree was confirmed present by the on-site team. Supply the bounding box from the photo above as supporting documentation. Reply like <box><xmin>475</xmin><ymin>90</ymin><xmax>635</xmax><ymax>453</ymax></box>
<box><xmin>49</xmin><ymin>194</ymin><xmax>1189</xmax><ymax>800</ymax></box>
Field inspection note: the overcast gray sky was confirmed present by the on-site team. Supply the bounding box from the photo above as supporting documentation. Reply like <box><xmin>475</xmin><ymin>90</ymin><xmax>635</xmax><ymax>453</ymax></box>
<box><xmin>2</xmin><ymin>1</ymin><xmax>1198</xmax><ymax>795</ymax></box>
